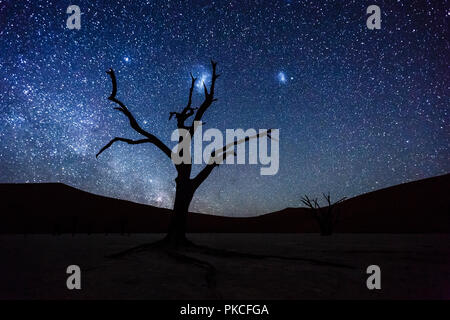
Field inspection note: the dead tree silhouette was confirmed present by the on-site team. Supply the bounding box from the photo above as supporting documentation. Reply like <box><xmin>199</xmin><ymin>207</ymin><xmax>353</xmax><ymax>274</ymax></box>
<box><xmin>94</xmin><ymin>61</ymin><xmax>354</xmax><ymax>282</ymax></box>
<box><xmin>301</xmin><ymin>193</ymin><xmax>346</xmax><ymax>236</ymax></box>
<box><xmin>96</xmin><ymin>60</ymin><xmax>272</xmax><ymax>247</ymax></box>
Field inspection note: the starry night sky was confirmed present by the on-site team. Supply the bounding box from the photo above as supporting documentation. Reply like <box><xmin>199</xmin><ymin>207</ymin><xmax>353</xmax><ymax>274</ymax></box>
<box><xmin>0</xmin><ymin>0</ymin><xmax>448</xmax><ymax>216</ymax></box>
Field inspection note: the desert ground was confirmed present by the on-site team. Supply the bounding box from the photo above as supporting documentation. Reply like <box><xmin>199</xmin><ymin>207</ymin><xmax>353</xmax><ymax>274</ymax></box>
<box><xmin>0</xmin><ymin>233</ymin><xmax>449</xmax><ymax>299</ymax></box>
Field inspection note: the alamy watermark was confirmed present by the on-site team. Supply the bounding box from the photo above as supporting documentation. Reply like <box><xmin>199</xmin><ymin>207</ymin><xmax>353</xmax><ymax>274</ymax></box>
<box><xmin>66</xmin><ymin>5</ymin><xmax>381</xmax><ymax>31</ymax></box>
<box><xmin>170</xmin><ymin>121</ymin><xmax>279</xmax><ymax>176</ymax></box>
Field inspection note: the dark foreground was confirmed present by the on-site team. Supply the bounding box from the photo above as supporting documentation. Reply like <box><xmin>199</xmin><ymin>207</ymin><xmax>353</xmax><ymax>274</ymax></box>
<box><xmin>1</xmin><ymin>234</ymin><xmax>449</xmax><ymax>299</ymax></box>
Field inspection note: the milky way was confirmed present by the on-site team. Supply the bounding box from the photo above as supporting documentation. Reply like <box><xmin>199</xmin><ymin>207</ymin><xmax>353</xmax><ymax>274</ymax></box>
<box><xmin>0</xmin><ymin>0</ymin><xmax>448</xmax><ymax>216</ymax></box>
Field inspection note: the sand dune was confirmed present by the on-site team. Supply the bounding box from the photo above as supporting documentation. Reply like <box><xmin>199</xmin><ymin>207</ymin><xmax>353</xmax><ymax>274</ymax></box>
<box><xmin>0</xmin><ymin>173</ymin><xmax>449</xmax><ymax>234</ymax></box>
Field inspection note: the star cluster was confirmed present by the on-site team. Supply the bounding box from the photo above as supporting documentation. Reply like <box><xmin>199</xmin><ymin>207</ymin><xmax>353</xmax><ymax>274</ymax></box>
<box><xmin>0</xmin><ymin>0</ymin><xmax>448</xmax><ymax>215</ymax></box>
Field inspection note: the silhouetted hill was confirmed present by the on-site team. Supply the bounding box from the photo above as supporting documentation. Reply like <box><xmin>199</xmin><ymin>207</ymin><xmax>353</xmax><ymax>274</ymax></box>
<box><xmin>0</xmin><ymin>174</ymin><xmax>449</xmax><ymax>234</ymax></box>
<box><xmin>0</xmin><ymin>183</ymin><xmax>172</xmax><ymax>234</ymax></box>
<box><xmin>272</xmin><ymin>173</ymin><xmax>450</xmax><ymax>233</ymax></box>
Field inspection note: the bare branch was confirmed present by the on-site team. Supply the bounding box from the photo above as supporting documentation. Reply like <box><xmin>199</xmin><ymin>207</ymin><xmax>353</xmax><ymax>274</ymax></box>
<box><xmin>213</xmin><ymin>129</ymin><xmax>275</xmax><ymax>161</ymax></box>
<box><xmin>322</xmin><ymin>192</ymin><xmax>347</xmax><ymax>207</ymax></box>
<box><xmin>191</xmin><ymin>149</ymin><xmax>236</xmax><ymax>190</ymax></box>
<box><xmin>192</xmin><ymin>130</ymin><xmax>273</xmax><ymax>189</ymax></box>
<box><xmin>104</xmin><ymin>68</ymin><xmax>173</xmax><ymax>159</ymax></box>
<box><xmin>301</xmin><ymin>195</ymin><xmax>320</xmax><ymax>209</ymax></box>
<box><xmin>169</xmin><ymin>74</ymin><xmax>198</xmax><ymax>129</ymax></box>
<box><xmin>191</xmin><ymin>60</ymin><xmax>220</xmax><ymax>131</ymax></box>
<box><xmin>301</xmin><ymin>195</ymin><xmax>314</xmax><ymax>209</ymax></box>
<box><xmin>323</xmin><ymin>192</ymin><xmax>331</xmax><ymax>206</ymax></box>
<box><xmin>96</xmin><ymin>137</ymin><xmax>152</xmax><ymax>158</ymax></box>
<box><xmin>186</xmin><ymin>73</ymin><xmax>196</xmax><ymax>110</ymax></box>
<box><xmin>312</xmin><ymin>198</ymin><xmax>321</xmax><ymax>209</ymax></box>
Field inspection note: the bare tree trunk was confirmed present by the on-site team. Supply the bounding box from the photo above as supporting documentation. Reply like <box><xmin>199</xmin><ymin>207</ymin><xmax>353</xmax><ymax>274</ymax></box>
<box><xmin>166</xmin><ymin>175</ymin><xmax>194</xmax><ymax>246</ymax></box>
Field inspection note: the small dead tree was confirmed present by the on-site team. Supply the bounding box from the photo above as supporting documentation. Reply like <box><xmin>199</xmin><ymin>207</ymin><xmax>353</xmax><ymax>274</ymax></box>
<box><xmin>300</xmin><ymin>193</ymin><xmax>346</xmax><ymax>236</ymax></box>
<box><xmin>96</xmin><ymin>60</ymin><xmax>273</xmax><ymax>247</ymax></box>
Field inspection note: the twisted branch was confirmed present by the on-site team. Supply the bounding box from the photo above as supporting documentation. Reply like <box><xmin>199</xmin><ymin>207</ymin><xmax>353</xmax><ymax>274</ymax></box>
<box><xmin>96</xmin><ymin>137</ymin><xmax>152</xmax><ymax>158</ymax></box>
<box><xmin>192</xmin><ymin>129</ymin><xmax>275</xmax><ymax>189</ymax></box>
<box><xmin>191</xmin><ymin>60</ymin><xmax>220</xmax><ymax>134</ymax></box>
<box><xmin>169</xmin><ymin>73</ymin><xmax>198</xmax><ymax>129</ymax></box>
<box><xmin>97</xmin><ymin>69</ymin><xmax>173</xmax><ymax>159</ymax></box>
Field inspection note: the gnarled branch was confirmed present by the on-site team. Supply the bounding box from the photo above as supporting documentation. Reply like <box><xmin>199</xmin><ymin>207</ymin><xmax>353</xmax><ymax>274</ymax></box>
<box><xmin>192</xmin><ymin>129</ymin><xmax>274</xmax><ymax>190</ymax></box>
<box><xmin>169</xmin><ymin>73</ymin><xmax>198</xmax><ymax>129</ymax></box>
<box><xmin>99</xmin><ymin>68</ymin><xmax>173</xmax><ymax>159</ymax></box>
<box><xmin>191</xmin><ymin>60</ymin><xmax>220</xmax><ymax>133</ymax></box>
<box><xmin>185</xmin><ymin>73</ymin><xmax>196</xmax><ymax>111</ymax></box>
<box><xmin>191</xmin><ymin>149</ymin><xmax>236</xmax><ymax>190</ymax></box>
<box><xmin>301</xmin><ymin>195</ymin><xmax>320</xmax><ymax>209</ymax></box>
<box><xmin>96</xmin><ymin>137</ymin><xmax>152</xmax><ymax>158</ymax></box>
<box><xmin>212</xmin><ymin>129</ymin><xmax>275</xmax><ymax>160</ymax></box>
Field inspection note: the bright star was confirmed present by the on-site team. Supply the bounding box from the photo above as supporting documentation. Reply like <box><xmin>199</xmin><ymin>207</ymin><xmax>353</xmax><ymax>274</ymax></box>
<box><xmin>124</xmin><ymin>57</ymin><xmax>130</xmax><ymax>62</ymax></box>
